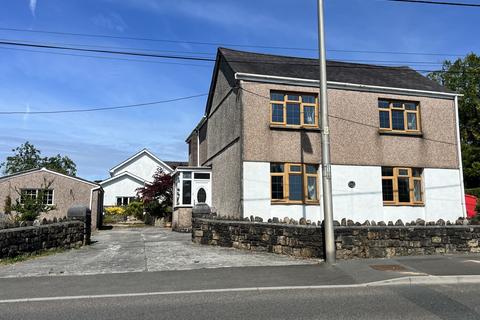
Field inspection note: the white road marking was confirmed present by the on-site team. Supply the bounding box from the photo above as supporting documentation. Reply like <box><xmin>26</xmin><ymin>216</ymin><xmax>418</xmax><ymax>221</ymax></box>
<box><xmin>1</xmin><ymin>275</ymin><xmax>480</xmax><ymax>304</ymax></box>
<box><xmin>464</xmin><ymin>260</ymin><xmax>480</xmax><ymax>264</ymax></box>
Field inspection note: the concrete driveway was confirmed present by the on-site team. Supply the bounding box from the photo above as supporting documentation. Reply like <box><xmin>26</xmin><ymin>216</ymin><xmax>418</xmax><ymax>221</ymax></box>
<box><xmin>0</xmin><ymin>227</ymin><xmax>318</xmax><ymax>278</ymax></box>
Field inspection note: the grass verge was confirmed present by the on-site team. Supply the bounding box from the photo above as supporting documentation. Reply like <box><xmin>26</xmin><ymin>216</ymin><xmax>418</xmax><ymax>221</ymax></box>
<box><xmin>0</xmin><ymin>248</ymin><xmax>70</xmax><ymax>265</ymax></box>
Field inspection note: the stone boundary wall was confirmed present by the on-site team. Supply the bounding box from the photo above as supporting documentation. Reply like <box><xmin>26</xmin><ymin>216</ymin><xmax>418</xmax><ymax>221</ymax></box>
<box><xmin>0</xmin><ymin>220</ymin><xmax>86</xmax><ymax>258</ymax></box>
<box><xmin>192</xmin><ymin>218</ymin><xmax>480</xmax><ymax>259</ymax></box>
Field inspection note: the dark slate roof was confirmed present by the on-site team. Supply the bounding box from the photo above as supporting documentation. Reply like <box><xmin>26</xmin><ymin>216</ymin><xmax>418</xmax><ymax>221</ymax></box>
<box><xmin>164</xmin><ymin>161</ymin><xmax>189</xmax><ymax>169</ymax></box>
<box><xmin>219</xmin><ymin>48</ymin><xmax>453</xmax><ymax>94</ymax></box>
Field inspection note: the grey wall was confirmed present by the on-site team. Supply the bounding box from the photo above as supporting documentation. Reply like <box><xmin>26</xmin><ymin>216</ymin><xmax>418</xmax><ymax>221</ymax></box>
<box><xmin>201</xmin><ymin>59</ymin><xmax>243</xmax><ymax>218</ymax></box>
<box><xmin>0</xmin><ymin>220</ymin><xmax>86</xmax><ymax>258</ymax></box>
<box><xmin>193</xmin><ymin>218</ymin><xmax>480</xmax><ymax>259</ymax></box>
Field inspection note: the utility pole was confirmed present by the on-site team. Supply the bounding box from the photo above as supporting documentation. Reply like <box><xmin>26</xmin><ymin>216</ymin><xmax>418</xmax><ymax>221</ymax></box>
<box><xmin>317</xmin><ymin>0</ymin><xmax>336</xmax><ymax>264</ymax></box>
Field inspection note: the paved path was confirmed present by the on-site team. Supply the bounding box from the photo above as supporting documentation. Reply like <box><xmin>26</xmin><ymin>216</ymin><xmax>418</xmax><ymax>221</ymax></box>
<box><xmin>0</xmin><ymin>227</ymin><xmax>317</xmax><ymax>278</ymax></box>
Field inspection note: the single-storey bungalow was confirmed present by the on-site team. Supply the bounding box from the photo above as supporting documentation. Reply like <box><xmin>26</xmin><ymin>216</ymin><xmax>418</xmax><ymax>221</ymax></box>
<box><xmin>0</xmin><ymin>167</ymin><xmax>104</xmax><ymax>229</ymax></box>
<box><xmin>100</xmin><ymin>148</ymin><xmax>187</xmax><ymax>207</ymax></box>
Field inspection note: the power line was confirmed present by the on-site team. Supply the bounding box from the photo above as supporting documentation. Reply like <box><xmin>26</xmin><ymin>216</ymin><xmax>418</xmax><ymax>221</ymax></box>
<box><xmin>0</xmin><ymin>26</ymin><xmax>468</xmax><ymax>57</ymax></box>
<box><xmin>0</xmin><ymin>40</ymin><xmax>446</xmax><ymax>67</ymax></box>
<box><xmin>0</xmin><ymin>46</ymin><xmax>212</xmax><ymax>68</ymax></box>
<box><xmin>2</xmin><ymin>39</ymin><xmax>478</xmax><ymax>74</ymax></box>
<box><xmin>0</xmin><ymin>37</ymin><xmax>217</xmax><ymax>57</ymax></box>
<box><xmin>0</xmin><ymin>40</ymin><xmax>215</xmax><ymax>62</ymax></box>
<box><xmin>0</xmin><ymin>40</ymin><xmax>447</xmax><ymax>72</ymax></box>
<box><xmin>387</xmin><ymin>0</ymin><xmax>480</xmax><ymax>7</ymax></box>
<box><xmin>239</xmin><ymin>87</ymin><xmax>457</xmax><ymax>146</ymax></box>
<box><xmin>0</xmin><ymin>27</ymin><xmax>318</xmax><ymax>52</ymax></box>
<box><xmin>0</xmin><ymin>93</ymin><xmax>207</xmax><ymax>115</ymax></box>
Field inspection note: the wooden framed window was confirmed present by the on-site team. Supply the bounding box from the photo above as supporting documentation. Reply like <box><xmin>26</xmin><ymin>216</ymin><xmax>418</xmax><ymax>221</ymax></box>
<box><xmin>382</xmin><ymin>167</ymin><xmax>424</xmax><ymax>206</ymax></box>
<box><xmin>378</xmin><ymin>99</ymin><xmax>421</xmax><ymax>133</ymax></box>
<box><xmin>270</xmin><ymin>92</ymin><xmax>318</xmax><ymax>128</ymax></box>
<box><xmin>270</xmin><ymin>163</ymin><xmax>319</xmax><ymax>204</ymax></box>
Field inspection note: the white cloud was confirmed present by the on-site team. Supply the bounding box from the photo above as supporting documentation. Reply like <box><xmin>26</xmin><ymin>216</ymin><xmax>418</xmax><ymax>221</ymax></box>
<box><xmin>29</xmin><ymin>0</ymin><xmax>37</xmax><ymax>16</ymax></box>
<box><xmin>117</xmin><ymin>0</ymin><xmax>314</xmax><ymax>38</ymax></box>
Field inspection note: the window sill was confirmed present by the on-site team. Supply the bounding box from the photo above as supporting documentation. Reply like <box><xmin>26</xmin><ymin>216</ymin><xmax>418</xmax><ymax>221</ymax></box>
<box><xmin>383</xmin><ymin>203</ymin><xmax>425</xmax><ymax>207</ymax></box>
<box><xmin>270</xmin><ymin>124</ymin><xmax>321</xmax><ymax>132</ymax></box>
<box><xmin>379</xmin><ymin>130</ymin><xmax>423</xmax><ymax>137</ymax></box>
<box><xmin>271</xmin><ymin>201</ymin><xmax>320</xmax><ymax>206</ymax></box>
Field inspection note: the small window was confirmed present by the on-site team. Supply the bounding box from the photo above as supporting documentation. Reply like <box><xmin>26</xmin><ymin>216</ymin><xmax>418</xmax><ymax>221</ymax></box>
<box><xmin>43</xmin><ymin>190</ymin><xmax>54</xmax><ymax>205</ymax></box>
<box><xmin>194</xmin><ymin>173</ymin><xmax>210</xmax><ymax>180</ymax></box>
<box><xmin>182</xmin><ymin>180</ymin><xmax>192</xmax><ymax>205</ymax></box>
<box><xmin>20</xmin><ymin>189</ymin><xmax>37</xmax><ymax>203</ymax></box>
<box><xmin>286</xmin><ymin>103</ymin><xmax>301</xmax><ymax>125</ymax></box>
<box><xmin>270</xmin><ymin>163</ymin><xmax>319</xmax><ymax>204</ymax></box>
<box><xmin>116</xmin><ymin>196</ymin><xmax>133</xmax><ymax>206</ymax></box>
<box><xmin>378</xmin><ymin>99</ymin><xmax>421</xmax><ymax>133</ymax></box>
<box><xmin>197</xmin><ymin>188</ymin><xmax>207</xmax><ymax>203</ymax></box>
<box><xmin>381</xmin><ymin>167</ymin><xmax>423</xmax><ymax>206</ymax></box>
<box><xmin>271</xmin><ymin>104</ymin><xmax>284</xmax><ymax>123</ymax></box>
<box><xmin>270</xmin><ymin>91</ymin><xmax>318</xmax><ymax>128</ymax></box>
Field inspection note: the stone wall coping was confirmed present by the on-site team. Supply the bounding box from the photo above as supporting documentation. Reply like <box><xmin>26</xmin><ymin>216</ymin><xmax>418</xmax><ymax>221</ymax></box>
<box><xmin>194</xmin><ymin>218</ymin><xmax>480</xmax><ymax>230</ymax></box>
<box><xmin>0</xmin><ymin>220</ymin><xmax>84</xmax><ymax>234</ymax></box>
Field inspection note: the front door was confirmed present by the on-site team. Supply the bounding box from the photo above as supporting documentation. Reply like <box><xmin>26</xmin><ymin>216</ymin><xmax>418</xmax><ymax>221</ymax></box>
<box><xmin>193</xmin><ymin>180</ymin><xmax>211</xmax><ymax>206</ymax></box>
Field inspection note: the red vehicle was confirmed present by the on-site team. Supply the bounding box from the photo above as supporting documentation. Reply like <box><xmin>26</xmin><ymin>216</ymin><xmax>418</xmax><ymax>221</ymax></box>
<box><xmin>466</xmin><ymin>194</ymin><xmax>478</xmax><ymax>218</ymax></box>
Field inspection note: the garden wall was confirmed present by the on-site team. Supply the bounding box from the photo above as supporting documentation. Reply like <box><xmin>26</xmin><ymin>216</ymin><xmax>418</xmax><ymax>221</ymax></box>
<box><xmin>0</xmin><ymin>220</ymin><xmax>87</xmax><ymax>258</ymax></box>
<box><xmin>192</xmin><ymin>218</ymin><xmax>480</xmax><ymax>259</ymax></box>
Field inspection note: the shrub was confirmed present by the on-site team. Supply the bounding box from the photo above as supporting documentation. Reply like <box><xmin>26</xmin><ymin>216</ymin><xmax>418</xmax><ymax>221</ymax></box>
<box><xmin>466</xmin><ymin>188</ymin><xmax>480</xmax><ymax>199</ymax></box>
<box><xmin>12</xmin><ymin>179</ymin><xmax>55</xmax><ymax>221</ymax></box>
<box><xmin>4</xmin><ymin>195</ymin><xmax>12</xmax><ymax>215</ymax></box>
<box><xmin>104</xmin><ymin>206</ymin><xmax>125</xmax><ymax>215</ymax></box>
<box><xmin>124</xmin><ymin>201</ymin><xmax>144</xmax><ymax>221</ymax></box>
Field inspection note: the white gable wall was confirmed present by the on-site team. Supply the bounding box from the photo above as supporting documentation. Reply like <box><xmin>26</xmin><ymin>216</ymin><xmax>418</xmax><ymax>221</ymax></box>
<box><xmin>102</xmin><ymin>175</ymin><xmax>145</xmax><ymax>206</ymax></box>
<box><xmin>111</xmin><ymin>153</ymin><xmax>171</xmax><ymax>181</ymax></box>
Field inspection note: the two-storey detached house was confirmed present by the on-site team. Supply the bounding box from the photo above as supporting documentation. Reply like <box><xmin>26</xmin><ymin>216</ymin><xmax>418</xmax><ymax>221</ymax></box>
<box><xmin>184</xmin><ymin>48</ymin><xmax>465</xmax><ymax>224</ymax></box>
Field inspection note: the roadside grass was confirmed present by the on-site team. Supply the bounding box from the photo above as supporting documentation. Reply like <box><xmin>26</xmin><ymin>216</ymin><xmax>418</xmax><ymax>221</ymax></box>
<box><xmin>0</xmin><ymin>248</ymin><xmax>71</xmax><ymax>265</ymax></box>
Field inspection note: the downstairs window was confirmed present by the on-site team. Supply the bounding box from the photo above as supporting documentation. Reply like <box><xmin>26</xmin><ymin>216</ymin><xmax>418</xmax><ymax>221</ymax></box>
<box><xmin>382</xmin><ymin>167</ymin><xmax>424</xmax><ymax>205</ymax></box>
<box><xmin>270</xmin><ymin>163</ymin><xmax>319</xmax><ymax>204</ymax></box>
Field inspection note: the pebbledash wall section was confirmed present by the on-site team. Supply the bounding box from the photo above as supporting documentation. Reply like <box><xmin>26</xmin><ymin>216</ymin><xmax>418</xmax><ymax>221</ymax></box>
<box><xmin>192</xmin><ymin>218</ymin><xmax>480</xmax><ymax>259</ymax></box>
<box><xmin>0</xmin><ymin>219</ymin><xmax>88</xmax><ymax>258</ymax></box>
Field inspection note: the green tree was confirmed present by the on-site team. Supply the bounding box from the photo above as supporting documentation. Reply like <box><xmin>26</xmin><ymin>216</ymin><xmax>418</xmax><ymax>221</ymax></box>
<box><xmin>12</xmin><ymin>179</ymin><xmax>56</xmax><ymax>221</ymax></box>
<box><xmin>428</xmin><ymin>53</ymin><xmax>480</xmax><ymax>188</ymax></box>
<box><xmin>0</xmin><ymin>142</ymin><xmax>77</xmax><ymax>176</ymax></box>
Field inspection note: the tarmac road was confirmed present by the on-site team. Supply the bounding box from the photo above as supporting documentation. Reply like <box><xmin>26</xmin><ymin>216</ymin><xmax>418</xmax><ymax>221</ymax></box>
<box><xmin>1</xmin><ymin>282</ymin><xmax>479</xmax><ymax>320</ymax></box>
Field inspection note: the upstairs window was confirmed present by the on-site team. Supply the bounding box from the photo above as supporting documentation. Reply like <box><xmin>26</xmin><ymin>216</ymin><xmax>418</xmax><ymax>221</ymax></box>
<box><xmin>382</xmin><ymin>167</ymin><xmax>423</xmax><ymax>206</ymax></box>
<box><xmin>270</xmin><ymin>92</ymin><xmax>318</xmax><ymax>128</ymax></box>
<box><xmin>270</xmin><ymin>163</ymin><xmax>319</xmax><ymax>204</ymax></box>
<box><xmin>378</xmin><ymin>99</ymin><xmax>420</xmax><ymax>133</ymax></box>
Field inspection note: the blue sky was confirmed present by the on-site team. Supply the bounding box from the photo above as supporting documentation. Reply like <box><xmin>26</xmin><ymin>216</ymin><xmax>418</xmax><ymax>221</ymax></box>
<box><xmin>0</xmin><ymin>0</ymin><xmax>478</xmax><ymax>180</ymax></box>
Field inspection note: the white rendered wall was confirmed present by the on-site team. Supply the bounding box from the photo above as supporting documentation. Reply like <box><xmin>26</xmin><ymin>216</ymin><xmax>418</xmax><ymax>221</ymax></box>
<box><xmin>423</xmin><ymin>168</ymin><xmax>464</xmax><ymax>221</ymax></box>
<box><xmin>112</xmin><ymin>153</ymin><xmax>171</xmax><ymax>181</ymax></box>
<box><xmin>243</xmin><ymin>162</ymin><xmax>464</xmax><ymax>223</ymax></box>
<box><xmin>243</xmin><ymin>162</ymin><xmax>324</xmax><ymax>222</ymax></box>
<box><xmin>102</xmin><ymin>175</ymin><xmax>145</xmax><ymax>206</ymax></box>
